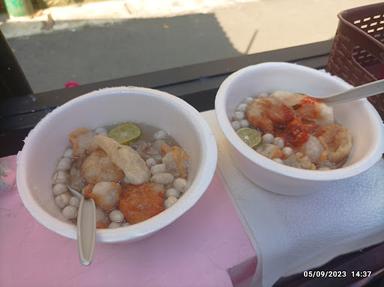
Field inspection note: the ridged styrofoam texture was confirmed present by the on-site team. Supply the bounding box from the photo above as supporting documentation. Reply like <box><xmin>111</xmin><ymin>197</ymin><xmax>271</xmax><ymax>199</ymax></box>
<box><xmin>215</xmin><ymin>62</ymin><xmax>384</xmax><ymax>195</ymax></box>
<box><xmin>16</xmin><ymin>87</ymin><xmax>217</xmax><ymax>242</ymax></box>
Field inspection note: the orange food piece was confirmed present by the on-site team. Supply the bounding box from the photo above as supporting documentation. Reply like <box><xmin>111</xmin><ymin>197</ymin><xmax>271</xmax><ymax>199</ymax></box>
<box><xmin>168</xmin><ymin>146</ymin><xmax>189</xmax><ymax>178</ymax></box>
<box><xmin>294</xmin><ymin>97</ymin><xmax>321</xmax><ymax>124</ymax></box>
<box><xmin>283</xmin><ymin>119</ymin><xmax>309</xmax><ymax>147</ymax></box>
<box><xmin>246</xmin><ymin>98</ymin><xmax>294</xmax><ymax>133</ymax></box>
<box><xmin>273</xmin><ymin>148</ymin><xmax>284</xmax><ymax>159</ymax></box>
<box><xmin>267</xmin><ymin>102</ymin><xmax>295</xmax><ymax>126</ymax></box>
<box><xmin>301</xmin><ymin>96</ymin><xmax>319</xmax><ymax>105</ymax></box>
<box><xmin>160</xmin><ymin>143</ymin><xmax>172</xmax><ymax>156</ymax></box>
<box><xmin>83</xmin><ymin>182</ymin><xmax>121</xmax><ymax>212</ymax></box>
<box><xmin>68</xmin><ymin>128</ymin><xmax>97</xmax><ymax>158</ymax></box>
<box><xmin>96</xmin><ymin>222</ymin><xmax>109</xmax><ymax>229</ymax></box>
<box><xmin>161</xmin><ymin>145</ymin><xmax>189</xmax><ymax>178</ymax></box>
<box><xmin>119</xmin><ymin>183</ymin><xmax>165</xmax><ymax>224</ymax></box>
<box><xmin>83</xmin><ymin>184</ymin><xmax>94</xmax><ymax>198</ymax></box>
<box><xmin>316</xmin><ymin>124</ymin><xmax>352</xmax><ymax>165</ymax></box>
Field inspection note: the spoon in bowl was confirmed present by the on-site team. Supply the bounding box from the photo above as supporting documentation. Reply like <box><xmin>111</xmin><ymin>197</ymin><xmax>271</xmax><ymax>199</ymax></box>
<box><xmin>320</xmin><ymin>79</ymin><xmax>384</xmax><ymax>105</ymax></box>
<box><xmin>68</xmin><ymin>185</ymin><xmax>96</xmax><ymax>266</ymax></box>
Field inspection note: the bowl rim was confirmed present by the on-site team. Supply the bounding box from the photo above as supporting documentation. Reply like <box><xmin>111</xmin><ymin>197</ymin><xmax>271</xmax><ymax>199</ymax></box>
<box><xmin>16</xmin><ymin>86</ymin><xmax>218</xmax><ymax>242</ymax></box>
<box><xmin>215</xmin><ymin>62</ymin><xmax>384</xmax><ymax>181</ymax></box>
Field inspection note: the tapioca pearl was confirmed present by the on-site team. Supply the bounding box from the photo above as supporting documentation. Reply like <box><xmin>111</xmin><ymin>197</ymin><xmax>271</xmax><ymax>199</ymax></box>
<box><xmin>151</xmin><ymin>173</ymin><xmax>174</xmax><ymax>185</ymax></box>
<box><xmin>151</xmin><ymin>164</ymin><xmax>166</xmax><ymax>175</ymax></box>
<box><xmin>273</xmin><ymin>158</ymin><xmax>283</xmax><ymax>164</ymax></box>
<box><xmin>237</xmin><ymin>103</ymin><xmax>247</xmax><ymax>112</ymax></box>
<box><xmin>165</xmin><ymin>196</ymin><xmax>178</xmax><ymax>209</ymax></box>
<box><xmin>173</xmin><ymin>178</ymin><xmax>187</xmax><ymax>193</ymax></box>
<box><xmin>62</xmin><ymin>205</ymin><xmax>78</xmax><ymax>219</ymax></box>
<box><xmin>53</xmin><ymin>170</ymin><xmax>69</xmax><ymax>184</ymax></box>
<box><xmin>146</xmin><ymin>157</ymin><xmax>157</xmax><ymax>167</ymax></box>
<box><xmin>273</xmin><ymin>137</ymin><xmax>284</xmax><ymax>148</ymax></box>
<box><xmin>108</xmin><ymin>222</ymin><xmax>121</xmax><ymax>229</ymax></box>
<box><xmin>94</xmin><ymin>127</ymin><xmax>107</xmax><ymax>135</ymax></box>
<box><xmin>244</xmin><ymin>97</ymin><xmax>253</xmax><ymax>103</ymax></box>
<box><xmin>96</xmin><ymin>208</ymin><xmax>107</xmax><ymax>222</ymax></box>
<box><xmin>109</xmin><ymin>210</ymin><xmax>124</xmax><ymax>223</ymax></box>
<box><xmin>262</xmin><ymin>133</ymin><xmax>274</xmax><ymax>144</ymax></box>
<box><xmin>231</xmin><ymin>121</ymin><xmax>241</xmax><ymax>130</ymax></box>
<box><xmin>153</xmin><ymin>130</ymin><xmax>168</xmax><ymax>140</ymax></box>
<box><xmin>55</xmin><ymin>192</ymin><xmax>71</xmax><ymax>209</ymax></box>
<box><xmin>282</xmin><ymin>147</ymin><xmax>293</xmax><ymax>157</ymax></box>
<box><xmin>234</xmin><ymin>111</ymin><xmax>245</xmax><ymax>120</ymax></box>
<box><xmin>52</xmin><ymin>183</ymin><xmax>68</xmax><ymax>195</ymax></box>
<box><xmin>69</xmin><ymin>196</ymin><xmax>80</xmax><ymax>208</ymax></box>
<box><xmin>56</xmin><ymin>157</ymin><xmax>71</xmax><ymax>171</ymax></box>
<box><xmin>166</xmin><ymin>188</ymin><xmax>180</xmax><ymax>198</ymax></box>
<box><xmin>258</xmin><ymin>92</ymin><xmax>269</xmax><ymax>98</ymax></box>
<box><xmin>63</xmin><ymin>148</ymin><xmax>73</xmax><ymax>158</ymax></box>
<box><xmin>153</xmin><ymin>154</ymin><xmax>163</xmax><ymax>162</ymax></box>
<box><xmin>240</xmin><ymin>119</ymin><xmax>249</xmax><ymax>128</ymax></box>
<box><xmin>255</xmin><ymin>146</ymin><xmax>263</xmax><ymax>153</ymax></box>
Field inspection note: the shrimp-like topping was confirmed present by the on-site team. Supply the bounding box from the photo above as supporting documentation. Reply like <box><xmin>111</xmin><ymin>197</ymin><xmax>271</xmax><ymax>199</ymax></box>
<box><xmin>316</xmin><ymin>124</ymin><xmax>352</xmax><ymax>166</ymax></box>
<box><xmin>245</xmin><ymin>97</ymin><xmax>295</xmax><ymax>133</ymax></box>
<box><xmin>272</xmin><ymin>92</ymin><xmax>334</xmax><ymax>126</ymax></box>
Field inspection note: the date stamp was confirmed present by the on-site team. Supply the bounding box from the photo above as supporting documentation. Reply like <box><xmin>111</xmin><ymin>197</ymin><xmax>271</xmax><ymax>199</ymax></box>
<box><xmin>303</xmin><ymin>270</ymin><xmax>372</xmax><ymax>278</ymax></box>
<box><xmin>303</xmin><ymin>270</ymin><xmax>347</xmax><ymax>278</ymax></box>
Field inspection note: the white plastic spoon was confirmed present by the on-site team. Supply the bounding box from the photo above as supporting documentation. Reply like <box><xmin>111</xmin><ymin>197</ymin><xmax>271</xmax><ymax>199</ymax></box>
<box><xmin>320</xmin><ymin>79</ymin><xmax>384</xmax><ymax>105</ymax></box>
<box><xmin>68</xmin><ymin>185</ymin><xmax>96</xmax><ymax>266</ymax></box>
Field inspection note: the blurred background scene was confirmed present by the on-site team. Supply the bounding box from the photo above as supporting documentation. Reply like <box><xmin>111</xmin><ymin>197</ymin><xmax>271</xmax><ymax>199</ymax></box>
<box><xmin>0</xmin><ymin>0</ymin><xmax>382</xmax><ymax>93</ymax></box>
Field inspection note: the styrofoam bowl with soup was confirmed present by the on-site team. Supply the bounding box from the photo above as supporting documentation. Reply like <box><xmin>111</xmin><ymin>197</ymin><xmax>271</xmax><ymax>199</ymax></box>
<box><xmin>215</xmin><ymin>62</ymin><xmax>384</xmax><ymax>195</ymax></box>
<box><xmin>16</xmin><ymin>87</ymin><xmax>217</xmax><ymax>242</ymax></box>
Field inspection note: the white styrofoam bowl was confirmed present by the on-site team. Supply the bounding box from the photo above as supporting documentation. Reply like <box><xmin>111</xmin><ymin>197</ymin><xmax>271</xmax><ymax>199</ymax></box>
<box><xmin>16</xmin><ymin>87</ymin><xmax>217</xmax><ymax>242</ymax></box>
<box><xmin>215</xmin><ymin>62</ymin><xmax>384</xmax><ymax>195</ymax></box>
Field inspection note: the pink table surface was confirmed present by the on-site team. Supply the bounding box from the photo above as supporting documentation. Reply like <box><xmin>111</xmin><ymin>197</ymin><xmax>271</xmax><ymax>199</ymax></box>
<box><xmin>0</xmin><ymin>155</ymin><xmax>257</xmax><ymax>287</ymax></box>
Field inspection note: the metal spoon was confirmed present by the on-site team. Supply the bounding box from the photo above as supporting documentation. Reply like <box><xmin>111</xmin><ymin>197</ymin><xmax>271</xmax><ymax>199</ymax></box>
<box><xmin>68</xmin><ymin>185</ymin><xmax>96</xmax><ymax>266</ymax></box>
<box><xmin>320</xmin><ymin>79</ymin><xmax>384</xmax><ymax>105</ymax></box>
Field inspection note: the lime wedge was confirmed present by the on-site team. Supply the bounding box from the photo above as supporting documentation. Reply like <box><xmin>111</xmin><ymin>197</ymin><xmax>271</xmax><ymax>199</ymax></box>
<box><xmin>108</xmin><ymin>123</ymin><xmax>141</xmax><ymax>144</ymax></box>
<box><xmin>236</xmin><ymin>128</ymin><xmax>261</xmax><ymax>148</ymax></box>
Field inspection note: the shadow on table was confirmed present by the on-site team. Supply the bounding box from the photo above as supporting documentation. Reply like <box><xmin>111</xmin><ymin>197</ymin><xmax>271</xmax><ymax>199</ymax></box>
<box><xmin>6</xmin><ymin>13</ymin><xmax>242</xmax><ymax>93</ymax></box>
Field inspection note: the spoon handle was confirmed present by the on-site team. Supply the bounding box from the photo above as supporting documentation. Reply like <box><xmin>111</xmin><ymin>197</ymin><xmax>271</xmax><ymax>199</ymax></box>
<box><xmin>77</xmin><ymin>197</ymin><xmax>96</xmax><ymax>266</ymax></box>
<box><xmin>323</xmin><ymin>79</ymin><xmax>384</xmax><ymax>104</ymax></box>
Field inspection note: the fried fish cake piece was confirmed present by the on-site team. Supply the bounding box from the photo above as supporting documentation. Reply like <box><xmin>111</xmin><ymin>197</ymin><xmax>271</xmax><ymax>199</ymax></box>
<box><xmin>245</xmin><ymin>97</ymin><xmax>294</xmax><ymax>133</ymax></box>
<box><xmin>94</xmin><ymin>135</ymin><xmax>150</xmax><ymax>185</ymax></box>
<box><xmin>316</xmin><ymin>124</ymin><xmax>352</xmax><ymax>166</ymax></box>
<box><xmin>161</xmin><ymin>145</ymin><xmax>189</xmax><ymax>178</ymax></box>
<box><xmin>81</xmin><ymin>149</ymin><xmax>124</xmax><ymax>184</ymax></box>
<box><xmin>68</xmin><ymin>128</ymin><xmax>97</xmax><ymax>158</ymax></box>
<box><xmin>83</xmin><ymin>182</ymin><xmax>122</xmax><ymax>212</ymax></box>
<box><xmin>119</xmin><ymin>183</ymin><xmax>165</xmax><ymax>224</ymax></box>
